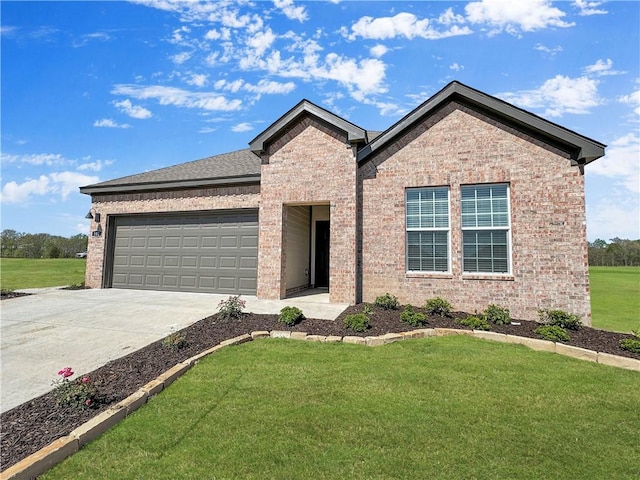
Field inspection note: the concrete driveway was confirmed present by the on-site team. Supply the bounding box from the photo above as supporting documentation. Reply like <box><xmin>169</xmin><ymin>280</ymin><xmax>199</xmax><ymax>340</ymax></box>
<box><xmin>1</xmin><ymin>288</ymin><xmax>346</xmax><ymax>413</ymax></box>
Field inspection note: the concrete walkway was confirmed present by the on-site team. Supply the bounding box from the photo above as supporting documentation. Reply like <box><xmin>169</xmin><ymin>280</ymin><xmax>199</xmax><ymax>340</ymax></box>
<box><xmin>0</xmin><ymin>288</ymin><xmax>347</xmax><ymax>413</ymax></box>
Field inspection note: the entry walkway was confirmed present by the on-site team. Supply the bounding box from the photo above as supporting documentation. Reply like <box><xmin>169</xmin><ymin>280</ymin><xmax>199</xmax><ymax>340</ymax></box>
<box><xmin>0</xmin><ymin>288</ymin><xmax>347</xmax><ymax>413</ymax></box>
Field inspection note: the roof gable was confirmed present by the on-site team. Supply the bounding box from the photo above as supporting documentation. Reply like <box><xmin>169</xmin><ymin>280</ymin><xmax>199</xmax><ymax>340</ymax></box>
<box><xmin>249</xmin><ymin>99</ymin><xmax>367</xmax><ymax>154</ymax></box>
<box><xmin>357</xmin><ymin>81</ymin><xmax>605</xmax><ymax>165</ymax></box>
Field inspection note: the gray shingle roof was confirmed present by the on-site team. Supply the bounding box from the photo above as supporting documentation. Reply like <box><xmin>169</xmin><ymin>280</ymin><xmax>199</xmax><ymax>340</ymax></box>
<box><xmin>80</xmin><ymin>149</ymin><xmax>261</xmax><ymax>194</ymax></box>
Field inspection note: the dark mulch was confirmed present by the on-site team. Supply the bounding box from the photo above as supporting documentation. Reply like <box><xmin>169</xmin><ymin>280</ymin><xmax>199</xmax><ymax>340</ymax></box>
<box><xmin>1</xmin><ymin>305</ymin><xmax>638</xmax><ymax>470</ymax></box>
<box><xmin>0</xmin><ymin>291</ymin><xmax>32</xmax><ymax>300</ymax></box>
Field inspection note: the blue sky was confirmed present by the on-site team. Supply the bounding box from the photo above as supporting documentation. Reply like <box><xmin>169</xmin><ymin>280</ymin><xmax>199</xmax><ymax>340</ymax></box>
<box><xmin>1</xmin><ymin>0</ymin><xmax>638</xmax><ymax>241</ymax></box>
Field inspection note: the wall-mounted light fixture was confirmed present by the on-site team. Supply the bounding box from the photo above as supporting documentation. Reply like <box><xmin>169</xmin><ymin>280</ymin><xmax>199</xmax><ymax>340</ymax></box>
<box><xmin>85</xmin><ymin>209</ymin><xmax>101</xmax><ymax>223</ymax></box>
<box><xmin>91</xmin><ymin>224</ymin><xmax>103</xmax><ymax>237</ymax></box>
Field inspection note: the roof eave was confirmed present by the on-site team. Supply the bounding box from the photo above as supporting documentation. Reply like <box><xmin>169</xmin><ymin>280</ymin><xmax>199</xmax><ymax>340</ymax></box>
<box><xmin>80</xmin><ymin>174</ymin><xmax>261</xmax><ymax>195</ymax></box>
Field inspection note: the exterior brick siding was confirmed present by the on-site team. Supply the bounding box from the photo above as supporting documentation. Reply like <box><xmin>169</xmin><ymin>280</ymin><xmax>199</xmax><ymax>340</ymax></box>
<box><xmin>359</xmin><ymin>102</ymin><xmax>592</xmax><ymax>324</ymax></box>
<box><xmin>85</xmin><ymin>185</ymin><xmax>260</xmax><ymax>289</ymax></box>
<box><xmin>256</xmin><ymin>115</ymin><xmax>358</xmax><ymax>303</ymax></box>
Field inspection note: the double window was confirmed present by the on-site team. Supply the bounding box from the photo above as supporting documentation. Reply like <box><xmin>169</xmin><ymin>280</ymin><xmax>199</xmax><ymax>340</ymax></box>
<box><xmin>406</xmin><ymin>187</ymin><xmax>450</xmax><ymax>272</ymax></box>
<box><xmin>405</xmin><ymin>183</ymin><xmax>511</xmax><ymax>274</ymax></box>
<box><xmin>461</xmin><ymin>184</ymin><xmax>510</xmax><ymax>274</ymax></box>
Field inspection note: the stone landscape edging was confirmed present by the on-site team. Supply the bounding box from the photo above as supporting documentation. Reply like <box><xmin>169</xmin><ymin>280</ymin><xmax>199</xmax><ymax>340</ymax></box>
<box><xmin>2</xmin><ymin>329</ymin><xmax>638</xmax><ymax>480</ymax></box>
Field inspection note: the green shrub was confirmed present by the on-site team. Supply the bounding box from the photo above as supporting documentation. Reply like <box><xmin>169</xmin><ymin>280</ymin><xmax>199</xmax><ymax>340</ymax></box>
<box><xmin>534</xmin><ymin>325</ymin><xmax>570</xmax><ymax>342</ymax></box>
<box><xmin>458</xmin><ymin>315</ymin><xmax>491</xmax><ymax>331</ymax></box>
<box><xmin>162</xmin><ymin>331</ymin><xmax>188</xmax><ymax>351</ymax></box>
<box><xmin>279</xmin><ymin>306</ymin><xmax>304</xmax><ymax>326</ymax></box>
<box><xmin>619</xmin><ymin>338</ymin><xmax>640</xmax><ymax>354</ymax></box>
<box><xmin>52</xmin><ymin>367</ymin><xmax>102</xmax><ymax>410</ymax></box>
<box><xmin>344</xmin><ymin>313</ymin><xmax>370</xmax><ymax>332</ymax></box>
<box><xmin>538</xmin><ymin>309</ymin><xmax>582</xmax><ymax>330</ymax></box>
<box><xmin>362</xmin><ymin>304</ymin><xmax>373</xmax><ymax>315</ymax></box>
<box><xmin>424</xmin><ymin>297</ymin><xmax>452</xmax><ymax>317</ymax></box>
<box><xmin>374</xmin><ymin>293</ymin><xmax>399</xmax><ymax>310</ymax></box>
<box><xmin>218</xmin><ymin>295</ymin><xmax>246</xmax><ymax>320</ymax></box>
<box><xmin>483</xmin><ymin>304</ymin><xmax>510</xmax><ymax>325</ymax></box>
<box><xmin>400</xmin><ymin>305</ymin><xmax>427</xmax><ymax>327</ymax></box>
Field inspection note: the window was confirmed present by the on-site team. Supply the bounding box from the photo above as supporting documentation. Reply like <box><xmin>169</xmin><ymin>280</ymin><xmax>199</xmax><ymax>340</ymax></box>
<box><xmin>461</xmin><ymin>184</ymin><xmax>511</xmax><ymax>274</ymax></box>
<box><xmin>406</xmin><ymin>187</ymin><xmax>450</xmax><ymax>272</ymax></box>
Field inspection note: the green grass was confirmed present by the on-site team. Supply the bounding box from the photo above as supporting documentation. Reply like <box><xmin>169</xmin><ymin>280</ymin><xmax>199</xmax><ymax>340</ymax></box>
<box><xmin>43</xmin><ymin>337</ymin><xmax>639</xmax><ymax>480</ymax></box>
<box><xmin>0</xmin><ymin>258</ymin><xmax>86</xmax><ymax>290</ymax></box>
<box><xmin>590</xmin><ymin>266</ymin><xmax>640</xmax><ymax>333</ymax></box>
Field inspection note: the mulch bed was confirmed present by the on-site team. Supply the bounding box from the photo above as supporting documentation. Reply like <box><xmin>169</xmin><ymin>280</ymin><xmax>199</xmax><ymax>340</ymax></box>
<box><xmin>0</xmin><ymin>291</ymin><xmax>32</xmax><ymax>300</ymax></box>
<box><xmin>1</xmin><ymin>305</ymin><xmax>638</xmax><ymax>470</ymax></box>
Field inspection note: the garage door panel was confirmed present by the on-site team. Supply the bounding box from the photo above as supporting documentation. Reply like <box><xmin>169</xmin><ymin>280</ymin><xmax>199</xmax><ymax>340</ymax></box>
<box><xmin>111</xmin><ymin>211</ymin><xmax>258</xmax><ymax>294</ymax></box>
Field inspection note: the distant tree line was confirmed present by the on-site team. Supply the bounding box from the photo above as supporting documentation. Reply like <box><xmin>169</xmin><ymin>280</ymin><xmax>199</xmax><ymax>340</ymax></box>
<box><xmin>588</xmin><ymin>238</ymin><xmax>640</xmax><ymax>267</ymax></box>
<box><xmin>0</xmin><ymin>230</ymin><xmax>88</xmax><ymax>259</ymax></box>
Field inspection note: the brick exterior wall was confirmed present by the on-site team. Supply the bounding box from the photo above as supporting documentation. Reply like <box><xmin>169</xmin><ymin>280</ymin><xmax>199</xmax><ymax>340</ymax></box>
<box><xmin>256</xmin><ymin>115</ymin><xmax>358</xmax><ymax>303</ymax></box>
<box><xmin>85</xmin><ymin>185</ymin><xmax>260</xmax><ymax>289</ymax></box>
<box><xmin>359</xmin><ymin>102</ymin><xmax>592</xmax><ymax>324</ymax></box>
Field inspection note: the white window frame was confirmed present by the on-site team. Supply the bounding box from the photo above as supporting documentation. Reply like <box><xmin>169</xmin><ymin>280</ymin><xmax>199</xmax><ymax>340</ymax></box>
<box><xmin>461</xmin><ymin>183</ymin><xmax>512</xmax><ymax>275</ymax></box>
<box><xmin>405</xmin><ymin>186</ymin><xmax>451</xmax><ymax>273</ymax></box>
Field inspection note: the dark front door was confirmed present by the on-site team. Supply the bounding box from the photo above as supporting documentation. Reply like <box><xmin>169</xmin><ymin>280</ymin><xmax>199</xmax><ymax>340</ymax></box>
<box><xmin>315</xmin><ymin>220</ymin><xmax>330</xmax><ymax>288</ymax></box>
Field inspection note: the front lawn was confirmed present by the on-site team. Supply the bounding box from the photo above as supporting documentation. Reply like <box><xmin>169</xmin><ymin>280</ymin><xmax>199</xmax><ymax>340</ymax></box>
<box><xmin>43</xmin><ymin>337</ymin><xmax>639</xmax><ymax>480</ymax></box>
<box><xmin>0</xmin><ymin>258</ymin><xmax>86</xmax><ymax>290</ymax></box>
<box><xmin>590</xmin><ymin>266</ymin><xmax>640</xmax><ymax>333</ymax></box>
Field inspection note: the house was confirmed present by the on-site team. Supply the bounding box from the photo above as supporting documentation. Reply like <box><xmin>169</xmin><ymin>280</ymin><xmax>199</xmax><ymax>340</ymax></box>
<box><xmin>80</xmin><ymin>81</ymin><xmax>605</xmax><ymax>323</ymax></box>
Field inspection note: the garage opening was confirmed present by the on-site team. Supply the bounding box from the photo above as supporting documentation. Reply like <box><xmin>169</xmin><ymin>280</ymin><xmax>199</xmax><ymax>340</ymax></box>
<box><xmin>105</xmin><ymin>210</ymin><xmax>258</xmax><ymax>295</ymax></box>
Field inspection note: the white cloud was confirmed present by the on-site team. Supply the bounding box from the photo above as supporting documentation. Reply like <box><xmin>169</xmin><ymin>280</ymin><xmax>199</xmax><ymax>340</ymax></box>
<box><xmin>244</xmin><ymin>79</ymin><xmax>296</xmax><ymax>95</ymax></box>
<box><xmin>0</xmin><ymin>152</ymin><xmax>71</xmax><ymax>166</ymax></box>
<box><xmin>231</xmin><ymin>122</ymin><xmax>253</xmax><ymax>132</ymax></box>
<box><xmin>311</xmin><ymin>54</ymin><xmax>388</xmax><ymax>97</ymax></box>
<box><xmin>94</xmin><ymin>118</ymin><xmax>132</xmax><ymax>128</ymax></box>
<box><xmin>572</xmin><ymin>0</ymin><xmax>607</xmax><ymax>16</ymax></box>
<box><xmin>273</xmin><ymin>0</ymin><xmax>308</xmax><ymax>23</ymax></box>
<box><xmin>112</xmin><ymin>84</ymin><xmax>242</xmax><ymax>111</ymax></box>
<box><xmin>171</xmin><ymin>51</ymin><xmax>192</xmax><ymax>65</ymax></box>
<box><xmin>534</xmin><ymin>44</ymin><xmax>563</xmax><ymax>55</ymax></box>
<box><xmin>1</xmin><ymin>172</ymin><xmax>99</xmax><ymax>204</ymax></box>
<box><xmin>113</xmin><ymin>99</ymin><xmax>152</xmax><ymax>119</ymax></box>
<box><xmin>438</xmin><ymin>7</ymin><xmax>466</xmax><ymax>25</ymax></box>
<box><xmin>346</xmin><ymin>12</ymin><xmax>472</xmax><ymax>40</ymax></box>
<box><xmin>1</xmin><ymin>176</ymin><xmax>50</xmax><ymax>203</ymax></box>
<box><xmin>187</xmin><ymin>73</ymin><xmax>208</xmax><ymax>87</ymax></box>
<box><xmin>587</xmin><ymin>195</ymin><xmax>640</xmax><ymax>241</ymax></box>
<box><xmin>370</xmin><ymin>44</ymin><xmax>388</xmax><ymax>58</ymax></box>
<box><xmin>245</xmin><ymin>28</ymin><xmax>277</xmax><ymax>59</ymax></box>
<box><xmin>77</xmin><ymin>159</ymin><xmax>114</xmax><ymax>172</ymax></box>
<box><xmin>497</xmin><ymin>75</ymin><xmax>601</xmax><ymax>117</ymax></box>
<box><xmin>465</xmin><ymin>0</ymin><xmax>574</xmax><ymax>36</ymax></box>
<box><xmin>618</xmin><ymin>88</ymin><xmax>640</xmax><ymax>116</ymax></box>
<box><xmin>587</xmin><ymin>133</ymin><xmax>640</xmax><ymax>194</ymax></box>
<box><xmin>450</xmin><ymin>63</ymin><xmax>464</xmax><ymax>71</ymax></box>
<box><xmin>199</xmin><ymin>127</ymin><xmax>217</xmax><ymax>134</ymax></box>
<box><xmin>583</xmin><ymin>58</ymin><xmax>625</xmax><ymax>76</ymax></box>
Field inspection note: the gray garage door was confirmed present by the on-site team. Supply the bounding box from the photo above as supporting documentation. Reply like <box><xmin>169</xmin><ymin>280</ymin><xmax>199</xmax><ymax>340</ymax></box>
<box><xmin>110</xmin><ymin>211</ymin><xmax>258</xmax><ymax>294</ymax></box>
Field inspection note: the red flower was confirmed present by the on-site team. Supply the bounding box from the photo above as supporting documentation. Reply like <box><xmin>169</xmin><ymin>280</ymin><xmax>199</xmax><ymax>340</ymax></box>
<box><xmin>81</xmin><ymin>376</ymin><xmax>90</xmax><ymax>383</ymax></box>
<box><xmin>58</xmin><ymin>367</ymin><xmax>74</xmax><ymax>378</ymax></box>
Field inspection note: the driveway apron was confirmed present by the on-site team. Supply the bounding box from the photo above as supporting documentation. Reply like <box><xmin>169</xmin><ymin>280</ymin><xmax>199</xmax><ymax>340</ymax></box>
<box><xmin>1</xmin><ymin>288</ymin><xmax>346</xmax><ymax>413</ymax></box>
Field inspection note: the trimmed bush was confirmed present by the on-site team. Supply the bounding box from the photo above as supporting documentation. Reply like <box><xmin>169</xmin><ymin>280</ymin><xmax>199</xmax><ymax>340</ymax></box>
<box><xmin>458</xmin><ymin>315</ymin><xmax>491</xmax><ymax>331</ymax></box>
<box><xmin>483</xmin><ymin>304</ymin><xmax>510</xmax><ymax>325</ymax></box>
<box><xmin>162</xmin><ymin>331</ymin><xmax>188</xmax><ymax>351</ymax></box>
<box><xmin>344</xmin><ymin>313</ymin><xmax>370</xmax><ymax>332</ymax></box>
<box><xmin>534</xmin><ymin>325</ymin><xmax>570</xmax><ymax>342</ymax></box>
<box><xmin>424</xmin><ymin>297</ymin><xmax>452</xmax><ymax>317</ymax></box>
<box><xmin>538</xmin><ymin>309</ymin><xmax>582</xmax><ymax>330</ymax></box>
<box><xmin>374</xmin><ymin>293</ymin><xmax>399</xmax><ymax>310</ymax></box>
<box><xmin>217</xmin><ymin>295</ymin><xmax>246</xmax><ymax>320</ymax></box>
<box><xmin>619</xmin><ymin>338</ymin><xmax>640</xmax><ymax>354</ymax></box>
<box><xmin>279</xmin><ymin>306</ymin><xmax>304</xmax><ymax>326</ymax></box>
<box><xmin>400</xmin><ymin>305</ymin><xmax>427</xmax><ymax>327</ymax></box>
<box><xmin>362</xmin><ymin>304</ymin><xmax>373</xmax><ymax>315</ymax></box>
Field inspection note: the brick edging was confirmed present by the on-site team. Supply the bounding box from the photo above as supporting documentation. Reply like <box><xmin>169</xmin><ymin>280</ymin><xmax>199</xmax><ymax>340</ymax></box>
<box><xmin>3</xmin><ymin>330</ymin><xmax>637</xmax><ymax>479</ymax></box>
